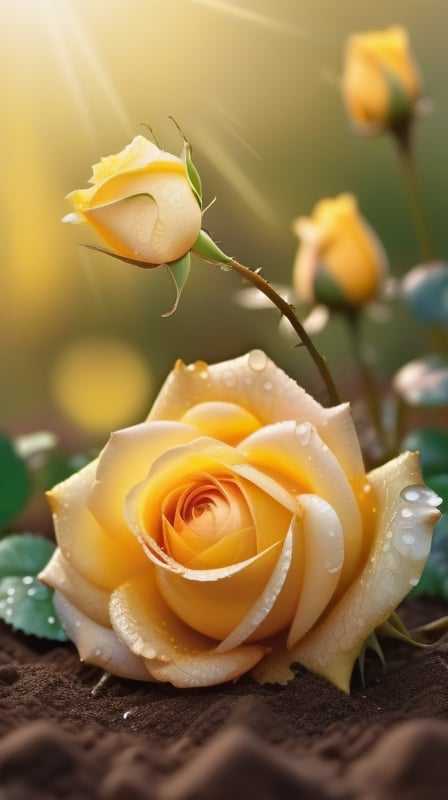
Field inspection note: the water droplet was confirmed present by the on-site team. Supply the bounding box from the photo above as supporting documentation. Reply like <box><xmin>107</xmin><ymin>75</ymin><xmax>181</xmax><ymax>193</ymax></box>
<box><xmin>47</xmin><ymin>616</ymin><xmax>55</xmax><ymax>625</ymax></box>
<box><xmin>244</xmin><ymin>376</ymin><xmax>253</xmax><ymax>385</ymax></box>
<box><xmin>409</xmin><ymin>577</ymin><xmax>419</xmax><ymax>587</ymax></box>
<box><xmin>123</xmin><ymin>710</ymin><xmax>131</xmax><ymax>720</ymax></box>
<box><xmin>402</xmin><ymin>533</ymin><xmax>416</xmax><ymax>545</ymax></box>
<box><xmin>6</xmin><ymin>597</ymin><xmax>14</xmax><ymax>605</ymax></box>
<box><xmin>386</xmin><ymin>530</ymin><xmax>393</xmax><ymax>539</ymax></box>
<box><xmin>324</xmin><ymin>561</ymin><xmax>341</xmax><ymax>574</ymax></box>
<box><xmin>94</xmin><ymin>649</ymin><xmax>102</xmax><ymax>657</ymax></box>
<box><xmin>263</xmin><ymin>380</ymin><xmax>273</xmax><ymax>391</ymax></box>
<box><xmin>401</xmin><ymin>508</ymin><xmax>413</xmax><ymax>519</ymax></box>
<box><xmin>223</xmin><ymin>370</ymin><xmax>236</xmax><ymax>387</ymax></box>
<box><xmin>248</xmin><ymin>349</ymin><xmax>267</xmax><ymax>372</ymax></box>
<box><xmin>6</xmin><ymin>608</ymin><xmax>12</xmax><ymax>617</ymax></box>
<box><xmin>400</xmin><ymin>485</ymin><xmax>442</xmax><ymax>508</ymax></box>
<box><xmin>22</xmin><ymin>576</ymin><xmax>33</xmax><ymax>585</ymax></box>
<box><xmin>27</xmin><ymin>588</ymin><xmax>36</xmax><ymax>597</ymax></box>
<box><xmin>363</xmin><ymin>483</ymin><xmax>372</xmax><ymax>494</ymax></box>
<box><xmin>6</xmin><ymin>588</ymin><xmax>15</xmax><ymax>596</ymax></box>
<box><xmin>295</xmin><ymin>422</ymin><xmax>311</xmax><ymax>446</ymax></box>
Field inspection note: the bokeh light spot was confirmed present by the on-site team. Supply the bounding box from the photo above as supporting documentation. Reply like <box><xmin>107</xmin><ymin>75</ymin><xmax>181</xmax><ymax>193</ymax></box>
<box><xmin>51</xmin><ymin>337</ymin><xmax>152</xmax><ymax>434</ymax></box>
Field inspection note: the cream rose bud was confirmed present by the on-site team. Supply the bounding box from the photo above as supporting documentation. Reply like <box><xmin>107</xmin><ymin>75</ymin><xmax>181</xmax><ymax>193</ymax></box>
<box><xmin>39</xmin><ymin>351</ymin><xmax>441</xmax><ymax>692</ymax></box>
<box><xmin>292</xmin><ymin>194</ymin><xmax>387</xmax><ymax>310</ymax></box>
<box><xmin>63</xmin><ymin>135</ymin><xmax>202</xmax><ymax>265</ymax></box>
<box><xmin>342</xmin><ymin>26</ymin><xmax>422</xmax><ymax>131</ymax></box>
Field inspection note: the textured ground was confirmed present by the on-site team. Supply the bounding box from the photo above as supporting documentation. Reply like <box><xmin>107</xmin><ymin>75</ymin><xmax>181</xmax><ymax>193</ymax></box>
<box><xmin>1</xmin><ymin>598</ymin><xmax>448</xmax><ymax>799</ymax></box>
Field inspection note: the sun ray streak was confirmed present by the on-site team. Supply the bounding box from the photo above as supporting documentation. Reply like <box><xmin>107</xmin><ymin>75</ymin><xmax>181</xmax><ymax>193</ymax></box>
<box><xmin>62</xmin><ymin>3</ymin><xmax>134</xmax><ymax>138</ymax></box>
<box><xmin>186</xmin><ymin>0</ymin><xmax>310</xmax><ymax>39</ymax></box>
<box><xmin>189</xmin><ymin>125</ymin><xmax>279</xmax><ymax>229</ymax></box>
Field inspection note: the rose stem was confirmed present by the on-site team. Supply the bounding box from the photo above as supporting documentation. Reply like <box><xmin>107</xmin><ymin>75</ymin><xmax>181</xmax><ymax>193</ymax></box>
<box><xmin>344</xmin><ymin>310</ymin><xmax>388</xmax><ymax>461</ymax></box>
<box><xmin>228</xmin><ymin>258</ymin><xmax>341</xmax><ymax>406</ymax></box>
<box><xmin>392</xmin><ymin>122</ymin><xmax>434</xmax><ymax>264</ymax></box>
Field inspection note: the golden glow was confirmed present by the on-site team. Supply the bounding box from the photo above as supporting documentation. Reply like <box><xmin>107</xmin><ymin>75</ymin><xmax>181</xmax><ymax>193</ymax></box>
<box><xmin>51</xmin><ymin>337</ymin><xmax>152</xmax><ymax>433</ymax></box>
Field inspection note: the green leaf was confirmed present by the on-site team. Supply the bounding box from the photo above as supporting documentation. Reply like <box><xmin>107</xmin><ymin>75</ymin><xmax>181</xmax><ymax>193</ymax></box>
<box><xmin>0</xmin><ymin>434</ymin><xmax>31</xmax><ymax>526</ymax></box>
<box><xmin>192</xmin><ymin>229</ymin><xmax>232</xmax><ymax>265</ymax></box>
<box><xmin>401</xmin><ymin>429</ymin><xmax>448</xmax><ymax>478</ymax></box>
<box><xmin>402</xmin><ymin>262</ymin><xmax>448</xmax><ymax>324</ymax></box>
<box><xmin>393</xmin><ymin>355</ymin><xmax>448</xmax><ymax>407</ymax></box>
<box><xmin>163</xmin><ymin>252</ymin><xmax>191</xmax><ymax>317</ymax></box>
<box><xmin>0</xmin><ymin>533</ymin><xmax>67</xmax><ymax>641</ymax></box>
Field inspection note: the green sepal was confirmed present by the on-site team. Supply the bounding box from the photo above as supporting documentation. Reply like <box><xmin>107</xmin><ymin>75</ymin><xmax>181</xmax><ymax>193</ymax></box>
<box><xmin>0</xmin><ymin>533</ymin><xmax>67</xmax><ymax>641</ymax></box>
<box><xmin>382</xmin><ymin>65</ymin><xmax>414</xmax><ymax>126</ymax></box>
<box><xmin>163</xmin><ymin>252</ymin><xmax>191</xmax><ymax>317</ymax></box>
<box><xmin>192</xmin><ymin>229</ymin><xmax>232</xmax><ymax>265</ymax></box>
<box><xmin>357</xmin><ymin>630</ymin><xmax>385</xmax><ymax>686</ymax></box>
<box><xmin>83</xmin><ymin>244</ymin><xmax>160</xmax><ymax>270</ymax></box>
<box><xmin>182</xmin><ymin>140</ymin><xmax>202</xmax><ymax>208</ymax></box>
<box><xmin>313</xmin><ymin>266</ymin><xmax>350</xmax><ymax>309</ymax></box>
<box><xmin>402</xmin><ymin>262</ymin><xmax>448</xmax><ymax>324</ymax></box>
<box><xmin>0</xmin><ymin>434</ymin><xmax>31</xmax><ymax>526</ymax></box>
<box><xmin>168</xmin><ymin>118</ymin><xmax>202</xmax><ymax>207</ymax></box>
<box><xmin>377</xmin><ymin>611</ymin><xmax>427</xmax><ymax>648</ymax></box>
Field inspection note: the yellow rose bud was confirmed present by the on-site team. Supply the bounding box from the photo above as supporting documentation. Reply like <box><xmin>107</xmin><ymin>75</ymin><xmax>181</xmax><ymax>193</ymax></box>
<box><xmin>292</xmin><ymin>194</ymin><xmax>388</xmax><ymax>310</ymax></box>
<box><xmin>39</xmin><ymin>351</ymin><xmax>440</xmax><ymax>691</ymax></box>
<box><xmin>63</xmin><ymin>135</ymin><xmax>202</xmax><ymax>265</ymax></box>
<box><xmin>342</xmin><ymin>26</ymin><xmax>422</xmax><ymax>131</ymax></box>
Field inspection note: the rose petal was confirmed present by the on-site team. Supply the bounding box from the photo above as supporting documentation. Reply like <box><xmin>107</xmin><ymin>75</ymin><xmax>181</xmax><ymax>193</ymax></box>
<box><xmin>48</xmin><ymin>460</ymin><xmax>147</xmax><ymax>591</ymax></box>
<box><xmin>180</xmin><ymin>401</ymin><xmax>261</xmax><ymax>445</ymax></box>
<box><xmin>85</xmin><ymin>169</ymin><xmax>202</xmax><ymax>263</ymax></box>
<box><xmin>215</xmin><ymin>518</ymin><xmax>297</xmax><ymax>652</ymax></box>
<box><xmin>89</xmin><ymin>421</ymin><xmax>199</xmax><ymax>538</ymax></box>
<box><xmin>147</xmin><ymin>648</ymin><xmax>266</xmax><ymax>688</ymax></box>
<box><xmin>287</xmin><ymin>494</ymin><xmax>344</xmax><ymax>648</ymax></box>
<box><xmin>147</xmin><ymin>351</ymin><xmax>333</xmax><ymax>428</ymax></box>
<box><xmin>239</xmin><ymin>420</ymin><xmax>362</xmax><ymax>589</ymax></box>
<box><xmin>109</xmin><ymin>573</ymin><xmax>267</xmax><ymax>687</ymax></box>
<box><xmin>53</xmin><ymin>592</ymin><xmax>150</xmax><ymax>680</ymax></box>
<box><xmin>153</xmin><ymin>538</ymin><xmax>286</xmax><ymax>639</ymax></box>
<box><xmin>39</xmin><ymin>549</ymin><xmax>110</xmax><ymax>627</ymax></box>
<box><xmin>260</xmin><ymin>451</ymin><xmax>441</xmax><ymax>692</ymax></box>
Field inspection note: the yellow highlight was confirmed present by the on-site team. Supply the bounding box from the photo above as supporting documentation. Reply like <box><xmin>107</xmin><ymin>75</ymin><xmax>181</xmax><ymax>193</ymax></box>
<box><xmin>51</xmin><ymin>336</ymin><xmax>152</xmax><ymax>434</ymax></box>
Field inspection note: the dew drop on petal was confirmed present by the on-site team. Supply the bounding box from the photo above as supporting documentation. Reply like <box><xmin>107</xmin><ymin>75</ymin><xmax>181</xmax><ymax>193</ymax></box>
<box><xmin>263</xmin><ymin>381</ymin><xmax>273</xmax><ymax>391</ymax></box>
<box><xmin>248</xmin><ymin>349</ymin><xmax>267</xmax><ymax>372</ymax></box>
<box><xmin>401</xmin><ymin>508</ymin><xmax>413</xmax><ymax>519</ymax></box>
<box><xmin>295</xmin><ymin>422</ymin><xmax>312</xmax><ymax>446</ymax></box>
<box><xmin>22</xmin><ymin>576</ymin><xmax>33</xmax><ymax>585</ymax></box>
<box><xmin>223</xmin><ymin>370</ymin><xmax>236</xmax><ymax>387</ymax></box>
<box><xmin>47</xmin><ymin>616</ymin><xmax>55</xmax><ymax>625</ymax></box>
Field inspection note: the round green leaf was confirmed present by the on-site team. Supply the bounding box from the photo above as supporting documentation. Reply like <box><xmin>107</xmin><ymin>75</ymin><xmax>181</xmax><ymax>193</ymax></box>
<box><xmin>393</xmin><ymin>355</ymin><xmax>448</xmax><ymax>407</ymax></box>
<box><xmin>0</xmin><ymin>575</ymin><xmax>66</xmax><ymax>640</ymax></box>
<box><xmin>0</xmin><ymin>433</ymin><xmax>31</xmax><ymax>525</ymax></box>
<box><xmin>0</xmin><ymin>533</ymin><xmax>67</xmax><ymax>641</ymax></box>
<box><xmin>401</xmin><ymin>429</ymin><xmax>448</xmax><ymax>478</ymax></box>
<box><xmin>402</xmin><ymin>262</ymin><xmax>448</xmax><ymax>323</ymax></box>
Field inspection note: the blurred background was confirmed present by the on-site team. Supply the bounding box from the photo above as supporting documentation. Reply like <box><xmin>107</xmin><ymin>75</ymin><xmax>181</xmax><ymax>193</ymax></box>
<box><xmin>2</xmin><ymin>0</ymin><xmax>448</xmax><ymax>449</ymax></box>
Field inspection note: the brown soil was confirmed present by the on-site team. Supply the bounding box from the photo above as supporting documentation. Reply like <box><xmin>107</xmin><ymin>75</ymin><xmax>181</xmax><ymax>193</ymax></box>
<box><xmin>1</xmin><ymin>598</ymin><xmax>448</xmax><ymax>799</ymax></box>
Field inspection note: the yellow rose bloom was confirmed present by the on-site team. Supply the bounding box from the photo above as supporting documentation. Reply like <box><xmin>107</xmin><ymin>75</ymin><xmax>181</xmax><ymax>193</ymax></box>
<box><xmin>342</xmin><ymin>26</ymin><xmax>422</xmax><ymax>130</ymax></box>
<box><xmin>292</xmin><ymin>194</ymin><xmax>387</xmax><ymax>309</ymax></box>
<box><xmin>39</xmin><ymin>352</ymin><xmax>440</xmax><ymax>691</ymax></box>
<box><xmin>63</xmin><ymin>135</ymin><xmax>202</xmax><ymax>265</ymax></box>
